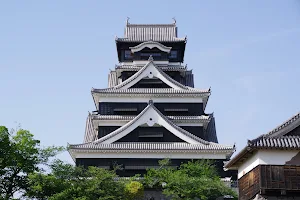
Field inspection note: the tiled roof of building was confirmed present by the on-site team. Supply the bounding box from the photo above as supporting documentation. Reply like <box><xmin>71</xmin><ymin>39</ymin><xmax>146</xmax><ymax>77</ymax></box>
<box><xmin>116</xmin><ymin>23</ymin><xmax>186</xmax><ymax>42</ymax></box>
<box><xmin>92</xmin><ymin>114</ymin><xmax>210</xmax><ymax>122</ymax></box>
<box><xmin>249</xmin><ymin>136</ymin><xmax>300</xmax><ymax>149</ymax></box>
<box><xmin>92</xmin><ymin>88</ymin><xmax>209</xmax><ymax>95</ymax></box>
<box><xmin>205</xmin><ymin>114</ymin><xmax>218</xmax><ymax>143</ymax></box>
<box><xmin>225</xmin><ymin>112</ymin><xmax>300</xmax><ymax>169</ymax></box>
<box><xmin>83</xmin><ymin>113</ymin><xmax>97</xmax><ymax>143</ymax></box>
<box><xmin>69</xmin><ymin>142</ymin><xmax>234</xmax><ymax>151</ymax></box>
<box><xmin>115</xmin><ymin>64</ymin><xmax>187</xmax><ymax>71</ymax></box>
<box><xmin>264</xmin><ymin>112</ymin><xmax>300</xmax><ymax>138</ymax></box>
<box><xmin>108</xmin><ymin>71</ymin><xmax>118</xmax><ymax>88</ymax></box>
<box><xmin>185</xmin><ymin>70</ymin><xmax>194</xmax><ymax>88</ymax></box>
<box><xmin>92</xmin><ymin>87</ymin><xmax>210</xmax><ymax>111</ymax></box>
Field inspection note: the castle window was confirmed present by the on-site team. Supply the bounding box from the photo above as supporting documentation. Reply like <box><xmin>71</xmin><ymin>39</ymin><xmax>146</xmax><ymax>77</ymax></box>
<box><xmin>140</xmin><ymin>52</ymin><xmax>161</xmax><ymax>60</ymax></box>
<box><xmin>124</xmin><ymin>50</ymin><xmax>133</xmax><ymax>59</ymax></box>
<box><xmin>113</xmin><ymin>108</ymin><xmax>137</xmax><ymax>112</ymax></box>
<box><xmin>164</xmin><ymin>108</ymin><xmax>188</xmax><ymax>112</ymax></box>
<box><xmin>139</xmin><ymin>132</ymin><xmax>163</xmax><ymax>138</ymax></box>
<box><xmin>169</xmin><ymin>50</ymin><xmax>178</xmax><ymax>59</ymax></box>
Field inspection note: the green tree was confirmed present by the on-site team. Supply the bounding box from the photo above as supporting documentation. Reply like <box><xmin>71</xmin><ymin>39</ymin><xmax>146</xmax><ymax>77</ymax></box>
<box><xmin>25</xmin><ymin>161</ymin><xmax>127</xmax><ymax>200</ymax></box>
<box><xmin>124</xmin><ymin>181</ymin><xmax>144</xmax><ymax>200</ymax></box>
<box><xmin>0</xmin><ymin>126</ymin><xmax>63</xmax><ymax>200</ymax></box>
<box><xmin>144</xmin><ymin>159</ymin><xmax>237</xmax><ymax>200</ymax></box>
<box><xmin>48</xmin><ymin>166</ymin><xmax>126</xmax><ymax>200</ymax></box>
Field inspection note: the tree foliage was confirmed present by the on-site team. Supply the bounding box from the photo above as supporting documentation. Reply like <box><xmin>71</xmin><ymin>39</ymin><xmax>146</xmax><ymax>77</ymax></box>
<box><xmin>25</xmin><ymin>161</ymin><xmax>144</xmax><ymax>200</ymax></box>
<box><xmin>0</xmin><ymin>126</ymin><xmax>64</xmax><ymax>200</ymax></box>
<box><xmin>124</xmin><ymin>181</ymin><xmax>144</xmax><ymax>200</ymax></box>
<box><xmin>144</xmin><ymin>159</ymin><xmax>237</xmax><ymax>200</ymax></box>
<box><xmin>1</xmin><ymin>125</ymin><xmax>237</xmax><ymax>200</ymax></box>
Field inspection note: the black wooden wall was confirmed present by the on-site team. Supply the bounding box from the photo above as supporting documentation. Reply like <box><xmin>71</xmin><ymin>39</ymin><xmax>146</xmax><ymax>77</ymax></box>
<box><xmin>116</xmin><ymin>127</ymin><xmax>184</xmax><ymax>142</ymax></box>
<box><xmin>98</xmin><ymin>102</ymin><xmax>204</xmax><ymax>116</ymax></box>
<box><xmin>120</xmin><ymin>71</ymin><xmax>189</xmax><ymax>87</ymax></box>
<box><xmin>98</xmin><ymin>126</ymin><xmax>205</xmax><ymax>142</ymax></box>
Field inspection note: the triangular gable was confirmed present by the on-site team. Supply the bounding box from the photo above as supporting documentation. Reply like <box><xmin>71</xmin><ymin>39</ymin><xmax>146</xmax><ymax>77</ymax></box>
<box><xmin>113</xmin><ymin>60</ymin><xmax>189</xmax><ymax>90</ymax></box>
<box><xmin>93</xmin><ymin>102</ymin><xmax>210</xmax><ymax>145</ymax></box>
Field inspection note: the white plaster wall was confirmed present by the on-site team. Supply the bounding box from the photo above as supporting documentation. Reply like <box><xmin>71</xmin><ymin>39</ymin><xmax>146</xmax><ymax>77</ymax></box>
<box><xmin>238</xmin><ymin>150</ymin><xmax>299</xmax><ymax>179</ymax></box>
<box><xmin>238</xmin><ymin>152</ymin><xmax>260</xmax><ymax>179</ymax></box>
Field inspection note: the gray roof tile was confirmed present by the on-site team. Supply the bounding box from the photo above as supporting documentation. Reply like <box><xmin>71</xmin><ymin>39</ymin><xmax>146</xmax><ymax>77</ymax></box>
<box><xmin>92</xmin><ymin>114</ymin><xmax>210</xmax><ymax>122</ymax></box>
<box><xmin>69</xmin><ymin>142</ymin><xmax>234</xmax><ymax>151</ymax></box>
<box><xmin>83</xmin><ymin>113</ymin><xmax>97</xmax><ymax>143</ymax></box>
<box><xmin>116</xmin><ymin>23</ymin><xmax>186</xmax><ymax>42</ymax></box>
<box><xmin>92</xmin><ymin>88</ymin><xmax>210</xmax><ymax>95</ymax></box>
<box><xmin>249</xmin><ymin>136</ymin><xmax>300</xmax><ymax>149</ymax></box>
<box><xmin>108</xmin><ymin>71</ymin><xmax>118</xmax><ymax>87</ymax></box>
<box><xmin>265</xmin><ymin>112</ymin><xmax>300</xmax><ymax>138</ymax></box>
<box><xmin>115</xmin><ymin>64</ymin><xmax>187</xmax><ymax>71</ymax></box>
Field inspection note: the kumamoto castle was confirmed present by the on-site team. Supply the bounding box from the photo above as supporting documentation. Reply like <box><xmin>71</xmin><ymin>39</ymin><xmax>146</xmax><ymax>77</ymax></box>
<box><xmin>68</xmin><ymin>20</ymin><xmax>300</xmax><ymax>199</ymax></box>
<box><xmin>68</xmin><ymin>20</ymin><xmax>235</xmax><ymax>177</ymax></box>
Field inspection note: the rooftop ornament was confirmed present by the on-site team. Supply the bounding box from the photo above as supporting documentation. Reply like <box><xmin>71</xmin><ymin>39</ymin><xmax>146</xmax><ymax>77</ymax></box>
<box><xmin>172</xmin><ymin>17</ymin><xmax>176</xmax><ymax>25</ymax></box>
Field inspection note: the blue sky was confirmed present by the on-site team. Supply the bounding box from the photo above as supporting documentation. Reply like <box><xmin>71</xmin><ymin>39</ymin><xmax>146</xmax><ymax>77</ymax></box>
<box><xmin>1</xmin><ymin>1</ymin><xmax>300</xmax><ymax>163</ymax></box>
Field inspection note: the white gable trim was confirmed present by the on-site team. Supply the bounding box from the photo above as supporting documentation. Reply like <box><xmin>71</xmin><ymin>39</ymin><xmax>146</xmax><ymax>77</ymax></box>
<box><xmin>114</xmin><ymin>61</ymin><xmax>188</xmax><ymax>90</ymax></box>
<box><xmin>129</xmin><ymin>41</ymin><xmax>172</xmax><ymax>53</ymax></box>
<box><xmin>93</xmin><ymin>104</ymin><xmax>208</xmax><ymax>145</ymax></box>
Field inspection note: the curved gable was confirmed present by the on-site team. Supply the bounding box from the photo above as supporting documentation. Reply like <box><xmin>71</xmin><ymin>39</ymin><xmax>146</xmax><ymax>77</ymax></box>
<box><xmin>129</xmin><ymin>41</ymin><xmax>172</xmax><ymax>53</ymax></box>
<box><xmin>114</xmin><ymin>60</ymin><xmax>189</xmax><ymax>90</ymax></box>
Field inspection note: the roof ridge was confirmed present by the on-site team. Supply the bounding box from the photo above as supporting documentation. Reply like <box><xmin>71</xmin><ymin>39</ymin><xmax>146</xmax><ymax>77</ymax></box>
<box><xmin>69</xmin><ymin>142</ymin><xmax>234</xmax><ymax>151</ymax></box>
<box><xmin>265</xmin><ymin>112</ymin><xmax>300</xmax><ymax>137</ymax></box>
<box><xmin>126</xmin><ymin>23</ymin><xmax>176</xmax><ymax>27</ymax></box>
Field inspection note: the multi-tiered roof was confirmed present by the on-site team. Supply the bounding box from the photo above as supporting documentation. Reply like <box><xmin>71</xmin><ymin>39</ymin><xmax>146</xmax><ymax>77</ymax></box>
<box><xmin>68</xmin><ymin>21</ymin><xmax>235</xmax><ymax>173</ymax></box>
